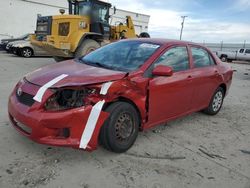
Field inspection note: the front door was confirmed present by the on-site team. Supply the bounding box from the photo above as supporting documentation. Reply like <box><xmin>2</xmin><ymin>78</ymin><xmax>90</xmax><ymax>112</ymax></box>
<box><xmin>147</xmin><ymin>46</ymin><xmax>195</xmax><ymax>126</ymax></box>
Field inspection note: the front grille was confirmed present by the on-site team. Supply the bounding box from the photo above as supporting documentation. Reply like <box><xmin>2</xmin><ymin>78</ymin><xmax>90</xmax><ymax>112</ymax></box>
<box><xmin>16</xmin><ymin>92</ymin><xmax>35</xmax><ymax>107</ymax></box>
<box><xmin>35</xmin><ymin>16</ymin><xmax>52</xmax><ymax>41</ymax></box>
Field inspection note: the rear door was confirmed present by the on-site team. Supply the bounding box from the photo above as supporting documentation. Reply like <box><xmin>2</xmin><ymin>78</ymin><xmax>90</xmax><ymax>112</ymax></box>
<box><xmin>242</xmin><ymin>49</ymin><xmax>250</xmax><ymax>61</ymax></box>
<box><xmin>189</xmin><ymin>46</ymin><xmax>222</xmax><ymax>110</ymax></box>
<box><xmin>237</xmin><ymin>49</ymin><xmax>245</xmax><ymax>60</ymax></box>
<box><xmin>147</xmin><ymin>46</ymin><xmax>195</xmax><ymax>126</ymax></box>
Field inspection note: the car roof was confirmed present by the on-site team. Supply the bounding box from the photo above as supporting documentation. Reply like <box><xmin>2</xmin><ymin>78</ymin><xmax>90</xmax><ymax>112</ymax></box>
<box><xmin>125</xmin><ymin>38</ymin><xmax>202</xmax><ymax>47</ymax></box>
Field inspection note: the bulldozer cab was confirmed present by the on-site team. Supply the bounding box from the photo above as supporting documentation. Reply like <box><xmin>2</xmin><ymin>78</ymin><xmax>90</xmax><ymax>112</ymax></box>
<box><xmin>68</xmin><ymin>0</ymin><xmax>112</xmax><ymax>39</ymax></box>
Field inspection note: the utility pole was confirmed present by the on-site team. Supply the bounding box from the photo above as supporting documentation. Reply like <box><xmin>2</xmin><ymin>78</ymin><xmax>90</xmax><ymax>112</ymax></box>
<box><xmin>180</xmin><ymin>16</ymin><xmax>188</xmax><ymax>40</ymax></box>
<box><xmin>243</xmin><ymin>40</ymin><xmax>246</xmax><ymax>48</ymax></box>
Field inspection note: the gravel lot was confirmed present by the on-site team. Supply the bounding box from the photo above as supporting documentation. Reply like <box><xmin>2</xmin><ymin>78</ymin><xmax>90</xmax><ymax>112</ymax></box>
<box><xmin>0</xmin><ymin>51</ymin><xmax>250</xmax><ymax>188</ymax></box>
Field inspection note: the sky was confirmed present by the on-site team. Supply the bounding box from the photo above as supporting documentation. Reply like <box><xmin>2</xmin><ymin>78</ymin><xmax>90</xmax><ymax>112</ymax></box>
<box><xmin>110</xmin><ymin>0</ymin><xmax>250</xmax><ymax>43</ymax></box>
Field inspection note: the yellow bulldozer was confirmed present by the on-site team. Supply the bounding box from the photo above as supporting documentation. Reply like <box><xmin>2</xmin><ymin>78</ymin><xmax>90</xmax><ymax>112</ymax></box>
<box><xmin>31</xmin><ymin>0</ymin><xmax>150</xmax><ymax>61</ymax></box>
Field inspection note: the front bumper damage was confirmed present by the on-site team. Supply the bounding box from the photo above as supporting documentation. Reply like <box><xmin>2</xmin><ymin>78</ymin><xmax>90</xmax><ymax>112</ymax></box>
<box><xmin>8</xmin><ymin>80</ymin><xmax>110</xmax><ymax>151</ymax></box>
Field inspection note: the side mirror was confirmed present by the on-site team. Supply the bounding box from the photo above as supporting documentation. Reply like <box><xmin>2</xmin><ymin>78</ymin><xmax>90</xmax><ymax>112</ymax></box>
<box><xmin>152</xmin><ymin>65</ymin><xmax>173</xmax><ymax>77</ymax></box>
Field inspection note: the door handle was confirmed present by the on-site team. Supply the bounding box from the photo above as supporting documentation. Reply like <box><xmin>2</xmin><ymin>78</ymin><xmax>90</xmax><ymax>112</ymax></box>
<box><xmin>187</xmin><ymin>75</ymin><xmax>192</xmax><ymax>80</ymax></box>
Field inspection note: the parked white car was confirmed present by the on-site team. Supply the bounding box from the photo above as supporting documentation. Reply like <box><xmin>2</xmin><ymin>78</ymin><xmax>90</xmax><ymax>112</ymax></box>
<box><xmin>216</xmin><ymin>48</ymin><xmax>250</xmax><ymax>62</ymax></box>
<box><xmin>9</xmin><ymin>40</ymin><xmax>51</xmax><ymax>58</ymax></box>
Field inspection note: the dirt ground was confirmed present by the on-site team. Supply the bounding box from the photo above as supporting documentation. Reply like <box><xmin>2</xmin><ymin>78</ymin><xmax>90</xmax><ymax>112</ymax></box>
<box><xmin>0</xmin><ymin>51</ymin><xmax>250</xmax><ymax>188</ymax></box>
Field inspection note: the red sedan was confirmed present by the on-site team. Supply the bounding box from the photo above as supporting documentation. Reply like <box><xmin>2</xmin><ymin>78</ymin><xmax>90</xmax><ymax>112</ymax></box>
<box><xmin>8</xmin><ymin>39</ymin><xmax>233</xmax><ymax>153</ymax></box>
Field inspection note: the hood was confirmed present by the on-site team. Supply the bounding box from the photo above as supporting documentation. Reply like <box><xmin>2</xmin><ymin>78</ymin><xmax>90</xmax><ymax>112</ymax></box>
<box><xmin>9</xmin><ymin>40</ymin><xmax>27</xmax><ymax>46</ymax></box>
<box><xmin>25</xmin><ymin>60</ymin><xmax>127</xmax><ymax>88</ymax></box>
<box><xmin>1</xmin><ymin>38</ymin><xmax>23</xmax><ymax>43</ymax></box>
<box><xmin>13</xmin><ymin>40</ymin><xmax>30</xmax><ymax>47</ymax></box>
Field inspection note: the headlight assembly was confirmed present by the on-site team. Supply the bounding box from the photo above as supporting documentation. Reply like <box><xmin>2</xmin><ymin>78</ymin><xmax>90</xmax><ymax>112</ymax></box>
<box><xmin>44</xmin><ymin>88</ymin><xmax>98</xmax><ymax>111</ymax></box>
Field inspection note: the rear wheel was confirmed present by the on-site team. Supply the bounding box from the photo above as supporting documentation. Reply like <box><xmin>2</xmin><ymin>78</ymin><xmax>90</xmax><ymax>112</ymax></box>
<box><xmin>203</xmin><ymin>87</ymin><xmax>225</xmax><ymax>115</ymax></box>
<box><xmin>53</xmin><ymin>56</ymin><xmax>68</xmax><ymax>62</ymax></box>
<box><xmin>99</xmin><ymin>102</ymin><xmax>139</xmax><ymax>153</ymax></box>
<box><xmin>21</xmin><ymin>47</ymin><xmax>33</xmax><ymax>58</ymax></box>
<box><xmin>139</xmin><ymin>32</ymin><xmax>150</xmax><ymax>38</ymax></box>
<box><xmin>75</xmin><ymin>39</ymin><xmax>100</xmax><ymax>58</ymax></box>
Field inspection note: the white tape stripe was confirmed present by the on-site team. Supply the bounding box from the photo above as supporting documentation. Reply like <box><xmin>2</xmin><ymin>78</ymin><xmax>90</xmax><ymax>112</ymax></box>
<box><xmin>100</xmin><ymin>82</ymin><xmax>113</xmax><ymax>95</ymax></box>
<box><xmin>33</xmin><ymin>74</ymin><xmax>68</xmax><ymax>102</ymax></box>
<box><xmin>79</xmin><ymin>100</ymin><xmax>105</xmax><ymax>149</ymax></box>
<box><xmin>79</xmin><ymin>82</ymin><xmax>113</xmax><ymax>149</ymax></box>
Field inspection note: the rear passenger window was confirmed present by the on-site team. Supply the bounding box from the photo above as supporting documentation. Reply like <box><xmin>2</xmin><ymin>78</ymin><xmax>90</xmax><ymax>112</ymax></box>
<box><xmin>154</xmin><ymin>47</ymin><xmax>189</xmax><ymax>72</ymax></box>
<box><xmin>191</xmin><ymin>48</ymin><xmax>214</xmax><ymax>68</ymax></box>
<box><xmin>245</xmin><ymin>49</ymin><xmax>250</xmax><ymax>54</ymax></box>
<box><xmin>239</xmin><ymin>49</ymin><xmax>245</xmax><ymax>53</ymax></box>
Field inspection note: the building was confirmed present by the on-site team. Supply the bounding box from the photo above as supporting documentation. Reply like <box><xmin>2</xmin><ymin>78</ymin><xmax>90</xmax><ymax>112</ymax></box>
<box><xmin>0</xmin><ymin>0</ymin><xmax>150</xmax><ymax>40</ymax></box>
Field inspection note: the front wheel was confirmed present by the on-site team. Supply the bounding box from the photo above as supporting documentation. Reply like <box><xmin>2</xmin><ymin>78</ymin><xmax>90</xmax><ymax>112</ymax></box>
<box><xmin>75</xmin><ymin>39</ymin><xmax>100</xmax><ymax>58</ymax></box>
<box><xmin>53</xmin><ymin>56</ymin><xmax>67</xmax><ymax>62</ymax></box>
<box><xmin>220</xmin><ymin>56</ymin><xmax>227</xmax><ymax>62</ymax></box>
<box><xmin>21</xmin><ymin>47</ymin><xmax>33</xmax><ymax>58</ymax></box>
<box><xmin>99</xmin><ymin>102</ymin><xmax>139</xmax><ymax>153</ymax></box>
<box><xmin>203</xmin><ymin>87</ymin><xmax>225</xmax><ymax>115</ymax></box>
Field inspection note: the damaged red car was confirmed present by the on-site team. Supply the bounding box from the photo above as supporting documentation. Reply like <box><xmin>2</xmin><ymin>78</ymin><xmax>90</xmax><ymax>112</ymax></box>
<box><xmin>8</xmin><ymin>39</ymin><xmax>233</xmax><ymax>153</ymax></box>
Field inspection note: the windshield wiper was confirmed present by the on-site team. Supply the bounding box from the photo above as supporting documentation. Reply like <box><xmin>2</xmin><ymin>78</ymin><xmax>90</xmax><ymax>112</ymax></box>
<box><xmin>79</xmin><ymin>59</ymin><xmax>125</xmax><ymax>72</ymax></box>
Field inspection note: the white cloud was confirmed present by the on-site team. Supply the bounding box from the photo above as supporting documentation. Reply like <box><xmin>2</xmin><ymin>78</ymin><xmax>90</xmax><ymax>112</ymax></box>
<box><xmin>110</xmin><ymin>0</ymin><xmax>250</xmax><ymax>43</ymax></box>
<box><xmin>231</xmin><ymin>0</ymin><xmax>250</xmax><ymax>11</ymax></box>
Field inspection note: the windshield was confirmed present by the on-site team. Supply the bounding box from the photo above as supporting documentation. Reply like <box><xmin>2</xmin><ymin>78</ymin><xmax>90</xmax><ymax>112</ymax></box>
<box><xmin>80</xmin><ymin>41</ymin><xmax>160</xmax><ymax>72</ymax></box>
<box><xmin>92</xmin><ymin>3</ymin><xmax>109</xmax><ymax>23</ymax></box>
<box><xmin>78</xmin><ymin>2</ymin><xmax>91</xmax><ymax>16</ymax></box>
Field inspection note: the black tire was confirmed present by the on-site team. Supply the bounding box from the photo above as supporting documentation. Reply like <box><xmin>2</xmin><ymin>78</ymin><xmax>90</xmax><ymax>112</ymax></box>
<box><xmin>220</xmin><ymin>55</ymin><xmax>227</xmax><ymax>62</ymax></box>
<box><xmin>99</xmin><ymin>102</ymin><xmax>139</xmax><ymax>153</ymax></box>
<box><xmin>53</xmin><ymin>56</ymin><xmax>67</xmax><ymax>62</ymax></box>
<box><xmin>203</xmin><ymin>87</ymin><xmax>225</xmax><ymax>115</ymax></box>
<box><xmin>75</xmin><ymin>39</ymin><xmax>100</xmax><ymax>58</ymax></box>
<box><xmin>139</xmin><ymin>32</ymin><xmax>150</xmax><ymax>38</ymax></box>
<box><xmin>21</xmin><ymin>47</ymin><xmax>33</xmax><ymax>58</ymax></box>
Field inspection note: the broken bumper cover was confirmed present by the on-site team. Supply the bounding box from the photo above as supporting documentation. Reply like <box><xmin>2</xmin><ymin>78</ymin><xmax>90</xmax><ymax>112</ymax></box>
<box><xmin>8</xmin><ymin>90</ymin><xmax>109</xmax><ymax>151</ymax></box>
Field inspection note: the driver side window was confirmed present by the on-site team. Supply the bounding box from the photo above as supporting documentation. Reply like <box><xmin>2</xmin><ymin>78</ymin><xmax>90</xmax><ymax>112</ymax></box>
<box><xmin>154</xmin><ymin>46</ymin><xmax>189</xmax><ymax>72</ymax></box>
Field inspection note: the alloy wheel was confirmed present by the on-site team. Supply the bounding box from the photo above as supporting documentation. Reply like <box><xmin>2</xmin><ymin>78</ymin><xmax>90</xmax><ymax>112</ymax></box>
<box><xmin>212</xmin><ymin>91</ymin><xmax>223</xmax><ymax>112</ymax></box>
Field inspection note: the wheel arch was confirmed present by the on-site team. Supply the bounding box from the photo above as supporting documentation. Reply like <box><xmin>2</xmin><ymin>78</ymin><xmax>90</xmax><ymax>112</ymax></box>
<box><xmin>104</xmin><ymin>97</ymin><xmax>143</xmax><ymax>129</ymax></box>
<box><xmin>219</xmin><ymin>83</ymin><xmax>227</xmax><ymax>94</ymax></box>
<box><xmin>220</xmin><ymin>54</ymin><xmax>227</xmax><ymax>58</ymax></box>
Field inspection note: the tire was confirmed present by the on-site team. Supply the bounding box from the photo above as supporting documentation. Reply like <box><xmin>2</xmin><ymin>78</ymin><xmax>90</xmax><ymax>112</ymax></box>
<box><xmin>220</xmin><ymin>55</ymin><xmax>227</xmax><ymax>62</ymax></box>
<box><xmin>203</xmin><ymin>87</ymin><xmax>225</xmax><ymax>115</ymax></box>
<box><xmin>21</xmin><ymin>47</ymin><xmax>33</xmax><ymax>58</ymax></box>
<box><xmin>75</xmin><ymin>39</ymin><xmax>100</xmax><ymax>58</ymax></box>
<box><xmin>53</xmin><ymin>56</ymin><xmax>67</xmax><ymax>62</ymax></box>
<box><xmin>99</xmin><ymin>102</ymin><xmax>139</xmax><ymax>153</ymax></box>
<box><xmin>139</xmin><ymin>32</ymin><xmax>150</xmax><ymax>38</ymax></box>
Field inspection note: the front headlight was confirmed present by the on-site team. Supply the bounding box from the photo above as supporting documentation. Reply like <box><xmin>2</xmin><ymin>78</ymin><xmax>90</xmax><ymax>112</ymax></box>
<box><xmin>37</xmin><ymin>25</ymin><xmax>48</xmax><ymax>32</ymax></box>
<box><xmin>44</xmin><ymin>88</ymin><xmax>98</xmax><ymax>111</ymax></box>
<box><xmin>16</xmin><ymin>44</ymin><xmax>24</xmax><ymax>48</ymax></box>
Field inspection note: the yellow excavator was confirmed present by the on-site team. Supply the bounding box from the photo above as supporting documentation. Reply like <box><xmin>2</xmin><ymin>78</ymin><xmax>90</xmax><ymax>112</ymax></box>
<box><xmin>31</xmin><ymin>0</ymin><xmax>149</xmax><ymax>61</ymax></box>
